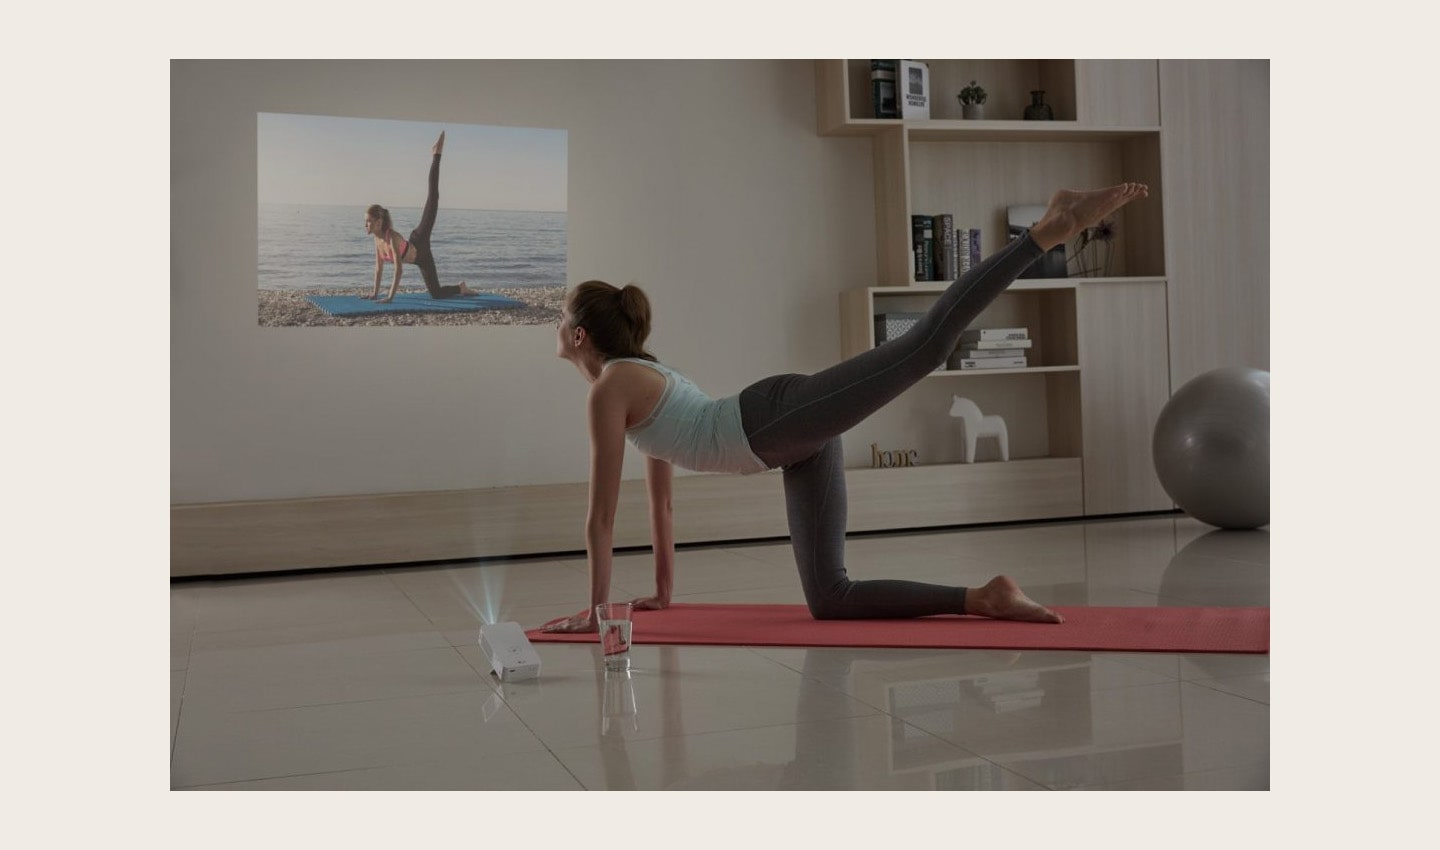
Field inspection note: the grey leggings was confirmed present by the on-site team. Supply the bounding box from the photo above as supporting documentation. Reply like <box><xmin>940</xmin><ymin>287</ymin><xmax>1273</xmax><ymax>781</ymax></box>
<box><xmin>738</xmin><ymin>233</ymin><xmax>1045</xmax><ymax>619</ymax></box>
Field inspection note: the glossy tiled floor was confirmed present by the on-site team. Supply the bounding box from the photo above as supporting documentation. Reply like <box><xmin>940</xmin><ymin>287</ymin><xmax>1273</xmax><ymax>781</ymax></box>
<box><xmin>170</xmin><ymin>515</ymin><xmax>1268</xmax><ymax>790</ymax></box>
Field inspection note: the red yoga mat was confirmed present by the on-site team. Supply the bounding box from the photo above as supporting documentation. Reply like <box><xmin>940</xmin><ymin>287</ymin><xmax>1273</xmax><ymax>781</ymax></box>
<box><xmin>528</xmin><ymin>603</ymin><xmax>1269</xmax><ymax>654</ymax></box>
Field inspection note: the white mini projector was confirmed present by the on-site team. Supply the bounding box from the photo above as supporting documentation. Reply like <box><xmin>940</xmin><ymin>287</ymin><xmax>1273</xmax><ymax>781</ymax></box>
<box><xmin>478</xmin><ymin>621</ymin><xmax>542</xmax><ymax>681</ymax></box>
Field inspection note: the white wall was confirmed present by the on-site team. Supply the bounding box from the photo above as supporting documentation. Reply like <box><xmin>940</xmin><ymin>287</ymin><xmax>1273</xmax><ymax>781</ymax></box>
<box><xmin>171</xmin><ymin>60</ymin><xmax>876</xmax><ymax>504</ymax></box>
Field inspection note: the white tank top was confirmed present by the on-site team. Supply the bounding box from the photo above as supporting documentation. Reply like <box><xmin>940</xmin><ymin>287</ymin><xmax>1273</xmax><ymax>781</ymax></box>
<box><xmin>604</xmin><ymin>358</ymin><xmax>768</xmax><ymax>475</ymax></box>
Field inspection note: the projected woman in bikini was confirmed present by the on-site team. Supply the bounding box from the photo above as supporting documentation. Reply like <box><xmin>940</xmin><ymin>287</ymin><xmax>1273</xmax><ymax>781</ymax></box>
<box><xmin>540</xmin><ymin>182</ymin><xmax>1149</xmax><ymax>633</ymax></box>
<box><xmin>362</xmin><ymin>131</ymin><xmax>474</xmax><ymax>302</ymax></box>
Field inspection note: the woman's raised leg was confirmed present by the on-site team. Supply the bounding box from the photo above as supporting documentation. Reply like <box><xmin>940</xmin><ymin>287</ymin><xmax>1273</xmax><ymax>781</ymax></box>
<box><xmin>741</xmin><ymin>183</ymin><xmax>1147</xmax><ymax>467</ymax></box>
<box><xmin>412</xmin><ymin>131</ymin><xmax>467</xmax><ymax>299</ymax></box>
<box><xmin>413</xmin><ymin>131</ymin><xmax>444</xmax><ymax>245</ymax></box>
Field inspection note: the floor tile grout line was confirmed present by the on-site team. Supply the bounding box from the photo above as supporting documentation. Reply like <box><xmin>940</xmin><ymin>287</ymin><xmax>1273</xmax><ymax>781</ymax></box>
<box><xmin>385</xmin><ymin>569</ymin><xmax>457</xmax><ymax>631</ymax></box>
<box><xmin>193</xmin><ymin>684</ymin><xmax>503</xmax><ymax>716</ymax></box>
<box><xmin>172</xmin><ymin>672</ymin><xmax>185</xmax><ymax>766</ymax></box>
<box><xmin>1182</xmin><ymin>677</ymin><xmax>1271</xmax><ymax>707</ymax></box>
<box><xmin>173</xmin><ymin>609</ymin><xmax>200</xmax><ymax>766</ymax></box>
<box><xmin>720</xmin><ymin>546</ymin><xmax>795</xmax><ymax>571</ymax></box>
<box><xmin>1180</xmin><ymin>680</ymin><xmax>1272</xmax><ymax>711</ymax></box>
<box><xmin>174</xmin><ymin>762</ymin><xmax>395</xmax><ymax>791</ymax></box>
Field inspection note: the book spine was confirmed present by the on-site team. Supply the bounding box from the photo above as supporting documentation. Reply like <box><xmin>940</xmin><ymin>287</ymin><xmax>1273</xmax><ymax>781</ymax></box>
<box><xmin>870</xmin><ymin>60</ymin><xmax>898</xmax><ymax>119</ymax></box>
<box><xmin>958</xmin><ymin>356</ymin><xmax>1028</xmax><ymax>370</ymax></box>
<box><xmin>962</xmin><ymin>338</ymin><xmax>1033</xmax><ymax>350</ymax></box>
<box><xmin>960</xmin><ymin>327</ymin><xmax>1029</xmax><ymax>341</ymax></box>
<box><xmin>968</xmin><ymin>228</ymin><xmax>981</xmax><ymax>268</ymax></box>
<box><xmin>911</xmin><ymin>215</ymin><xmax>934</xmax><ymax>281</ymax></box>
<box><xmin>957</xmin><ymin>229</ymin><xmax>972</xmax><ymax>275</ymax></box>
<box><xmin>936</xmin><ymin>214</ymin><xmax>955</xmax><ymax>281</ymax></box>
<box><xmin>927</xmin><ymin>220</ymin><xmax>938</xmax><ymax>283</ymax></box>
<box><xmin>961</xmin><ymin>348</ymin><xmax>1029</xmax><ymax>358</ymax></box>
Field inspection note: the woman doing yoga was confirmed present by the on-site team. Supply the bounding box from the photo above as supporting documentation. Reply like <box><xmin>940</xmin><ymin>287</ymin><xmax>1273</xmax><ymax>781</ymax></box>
<box><xmin>362</xmin><ymin>131</ymin><xmax>473</xmax><ymax>302</ymax></box>
<box><xmin>541</xmin><ymin>183</ymin><xmax>1149</xmax><ymax>634</ymax></box>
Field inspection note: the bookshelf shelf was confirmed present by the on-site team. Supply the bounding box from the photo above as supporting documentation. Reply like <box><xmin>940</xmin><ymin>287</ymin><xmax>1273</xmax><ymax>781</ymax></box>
<box><xmin>881</xmin><ymin>279</ymin><xmax>1163</xmax><ymax>296</ymax></box>
<box><xmin>930</xmin><ymin>365</ymin><xmax>1080</xmax><ymax>379</ymax></box>
<box><xmin>858</xmin><ymin>279</ymin><xmax>1163</xmax><ymax>296</ymax></box>
<box><xmin>874</xmin><ymin>280</ymin><xmax>1079</xmax><ymax>294</ymax></box>
<box><xmin>907</xmin><ymin>122</ymin><xmax>1160</xmax><ymax>142</ymax></box>
<box><xmin>820</xmin><ymin>59</ymin><xmax>1175</xmax><ymax>523</ymax></box>
<box><xmin>826</xmin><ymin>120</ymin><xmax>1161</xmax><ymax>143</ymax></box>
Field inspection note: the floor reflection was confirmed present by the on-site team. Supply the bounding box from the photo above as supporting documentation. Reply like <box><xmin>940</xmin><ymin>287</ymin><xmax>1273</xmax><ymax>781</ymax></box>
<box><xmin>1159</xmin><ymin>529</ymin><xmax>1270</xmax><ymax>607</ymax></box>
<box><xmin>589</xmin><ymin>647</ymin><xmax>1054</xmax><ymax>790</ymax></box>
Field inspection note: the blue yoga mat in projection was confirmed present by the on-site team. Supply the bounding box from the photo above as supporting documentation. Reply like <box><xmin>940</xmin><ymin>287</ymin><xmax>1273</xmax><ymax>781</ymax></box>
<box><xmin>306</xmin><ymin>292</ymin><xmax>527</xmax><ymax>317</ymax></box>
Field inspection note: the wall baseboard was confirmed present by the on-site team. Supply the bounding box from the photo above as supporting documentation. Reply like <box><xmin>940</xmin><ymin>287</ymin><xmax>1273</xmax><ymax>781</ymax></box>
<box><xmin>171</xmin><ymin>458</ymin><xmax>1083</xmax><ymax>577</ymax></box>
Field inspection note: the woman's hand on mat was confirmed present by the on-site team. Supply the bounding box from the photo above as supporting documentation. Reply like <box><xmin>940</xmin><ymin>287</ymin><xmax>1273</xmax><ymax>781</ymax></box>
<box><xmin>629</xmin><ymin>596</ymin><xmax>669</xmax><ymax>611</ymax></box>
<box><xmin>540</xmin><ymin>610</ymin><xmax>596</xmax><ymax>633</ymax></box>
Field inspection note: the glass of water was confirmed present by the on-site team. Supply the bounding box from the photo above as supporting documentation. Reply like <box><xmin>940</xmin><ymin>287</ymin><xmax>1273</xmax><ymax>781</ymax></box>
<box><xmin>594</xmin><ymin>602</ymin><xmax>635</xmax><ymax>671</ymax></box>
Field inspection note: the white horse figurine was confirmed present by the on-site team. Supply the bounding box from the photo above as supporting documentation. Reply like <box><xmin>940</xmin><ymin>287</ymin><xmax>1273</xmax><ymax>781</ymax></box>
<box><xmin>948</xmin><ymin>395</ymin><xmax>1009</xmax><ymax>463</ymax></box>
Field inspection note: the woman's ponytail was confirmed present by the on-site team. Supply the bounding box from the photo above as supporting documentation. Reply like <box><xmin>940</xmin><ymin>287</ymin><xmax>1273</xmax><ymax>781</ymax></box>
<box><xmin>568</xmin><ymin>280</ymin><xmax>657</xmax><ymax>362</ymax></box>
<box><xmin>617</xmin><ymin>285</ymin><xmax>652</xmax><ymax>355</ymax></box>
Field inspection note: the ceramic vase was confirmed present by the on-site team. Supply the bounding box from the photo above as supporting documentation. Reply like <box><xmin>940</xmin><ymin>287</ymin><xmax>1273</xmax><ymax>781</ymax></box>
<box><xmin>1024</xmin><ymin>90</ymin><xmax>1054</xmax><ymax>121</ymax></box>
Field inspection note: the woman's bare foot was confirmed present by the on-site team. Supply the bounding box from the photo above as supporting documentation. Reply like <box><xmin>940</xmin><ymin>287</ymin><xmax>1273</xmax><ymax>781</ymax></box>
<box><xmin>433</xmin><ymin>130</ymin><xmax>445</xmax><ymax>156</ymax></box>
<box><xmin>965</xmin><ymin>575</ymin><xmax>1065</xmax><ymax>624</ymax></box>
<box><xmin>1029</xmin><ymin>183</ymin><xmax>1148</xmax><ymax>251</ymax></box>
<box><xmin>458</xmin><ymin>281</ymin><xmax>472</xmax><ymax>296</ymax></box>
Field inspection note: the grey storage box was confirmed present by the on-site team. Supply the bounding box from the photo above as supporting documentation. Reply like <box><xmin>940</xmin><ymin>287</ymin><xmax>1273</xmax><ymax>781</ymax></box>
<box><xmin>874</xmin><ymin>312</ymin><xmax>927</xmax><ymax>344</ymax></box>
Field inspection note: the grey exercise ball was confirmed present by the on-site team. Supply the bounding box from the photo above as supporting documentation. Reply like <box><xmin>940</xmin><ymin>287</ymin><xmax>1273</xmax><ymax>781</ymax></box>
<box><xmin>1152</xmin><ymin>367</ymin><xmax>1270</xmax><ymax>529</ymax></box>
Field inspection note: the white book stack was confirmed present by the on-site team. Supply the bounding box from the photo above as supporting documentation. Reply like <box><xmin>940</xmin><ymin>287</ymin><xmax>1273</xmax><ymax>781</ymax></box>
<box><xmin>948</xmin><ymin>327</ymin><xmax>1031</xmax><ymax>370</ymax></box>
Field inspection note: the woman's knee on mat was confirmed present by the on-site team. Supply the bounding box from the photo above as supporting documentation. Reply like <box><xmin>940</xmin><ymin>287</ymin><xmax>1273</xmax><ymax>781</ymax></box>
<box><xmin>802</xmin><ymin>581</ymin><xmax>859</xmax><ymax>620</ymax></box>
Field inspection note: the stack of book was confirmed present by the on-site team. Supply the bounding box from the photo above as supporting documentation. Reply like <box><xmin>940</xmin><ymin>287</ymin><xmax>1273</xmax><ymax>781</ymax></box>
<box><xmin>948</xmin><ymin>327</ymin><xmax>1031</xmax><ymax>370</ymax></box>
<box><xmin>911</xmin><ymin>214</ymin><xmax>982</xmax><ymax>281</ymax></box>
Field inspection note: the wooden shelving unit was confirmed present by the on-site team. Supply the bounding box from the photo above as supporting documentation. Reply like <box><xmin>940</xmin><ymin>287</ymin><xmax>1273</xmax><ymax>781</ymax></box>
<box><xmin>816</xmin><ymin>59</ymin><xmax>1175</xmax><ymax>521</ymax></box>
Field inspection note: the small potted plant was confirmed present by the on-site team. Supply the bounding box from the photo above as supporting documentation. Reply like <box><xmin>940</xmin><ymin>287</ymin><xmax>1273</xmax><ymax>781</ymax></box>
<box><xmin>958</xmin><ymin>80</ymin><xmax>987</xmax><ymax>119</ymax></box>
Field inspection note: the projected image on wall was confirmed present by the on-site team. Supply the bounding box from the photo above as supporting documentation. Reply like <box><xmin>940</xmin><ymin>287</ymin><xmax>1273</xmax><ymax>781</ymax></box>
<box><xmin>258</xmin><ymin>113</ymin><xmax>566</xmax><ymax>327</ymax></box>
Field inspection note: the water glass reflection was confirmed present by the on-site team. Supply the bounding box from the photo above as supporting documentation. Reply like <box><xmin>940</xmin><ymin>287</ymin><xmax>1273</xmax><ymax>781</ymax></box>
<box><xmin>602</xmin><ymin>669</ymin><xmax>639</xmax><ymax>734</ymax></box>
